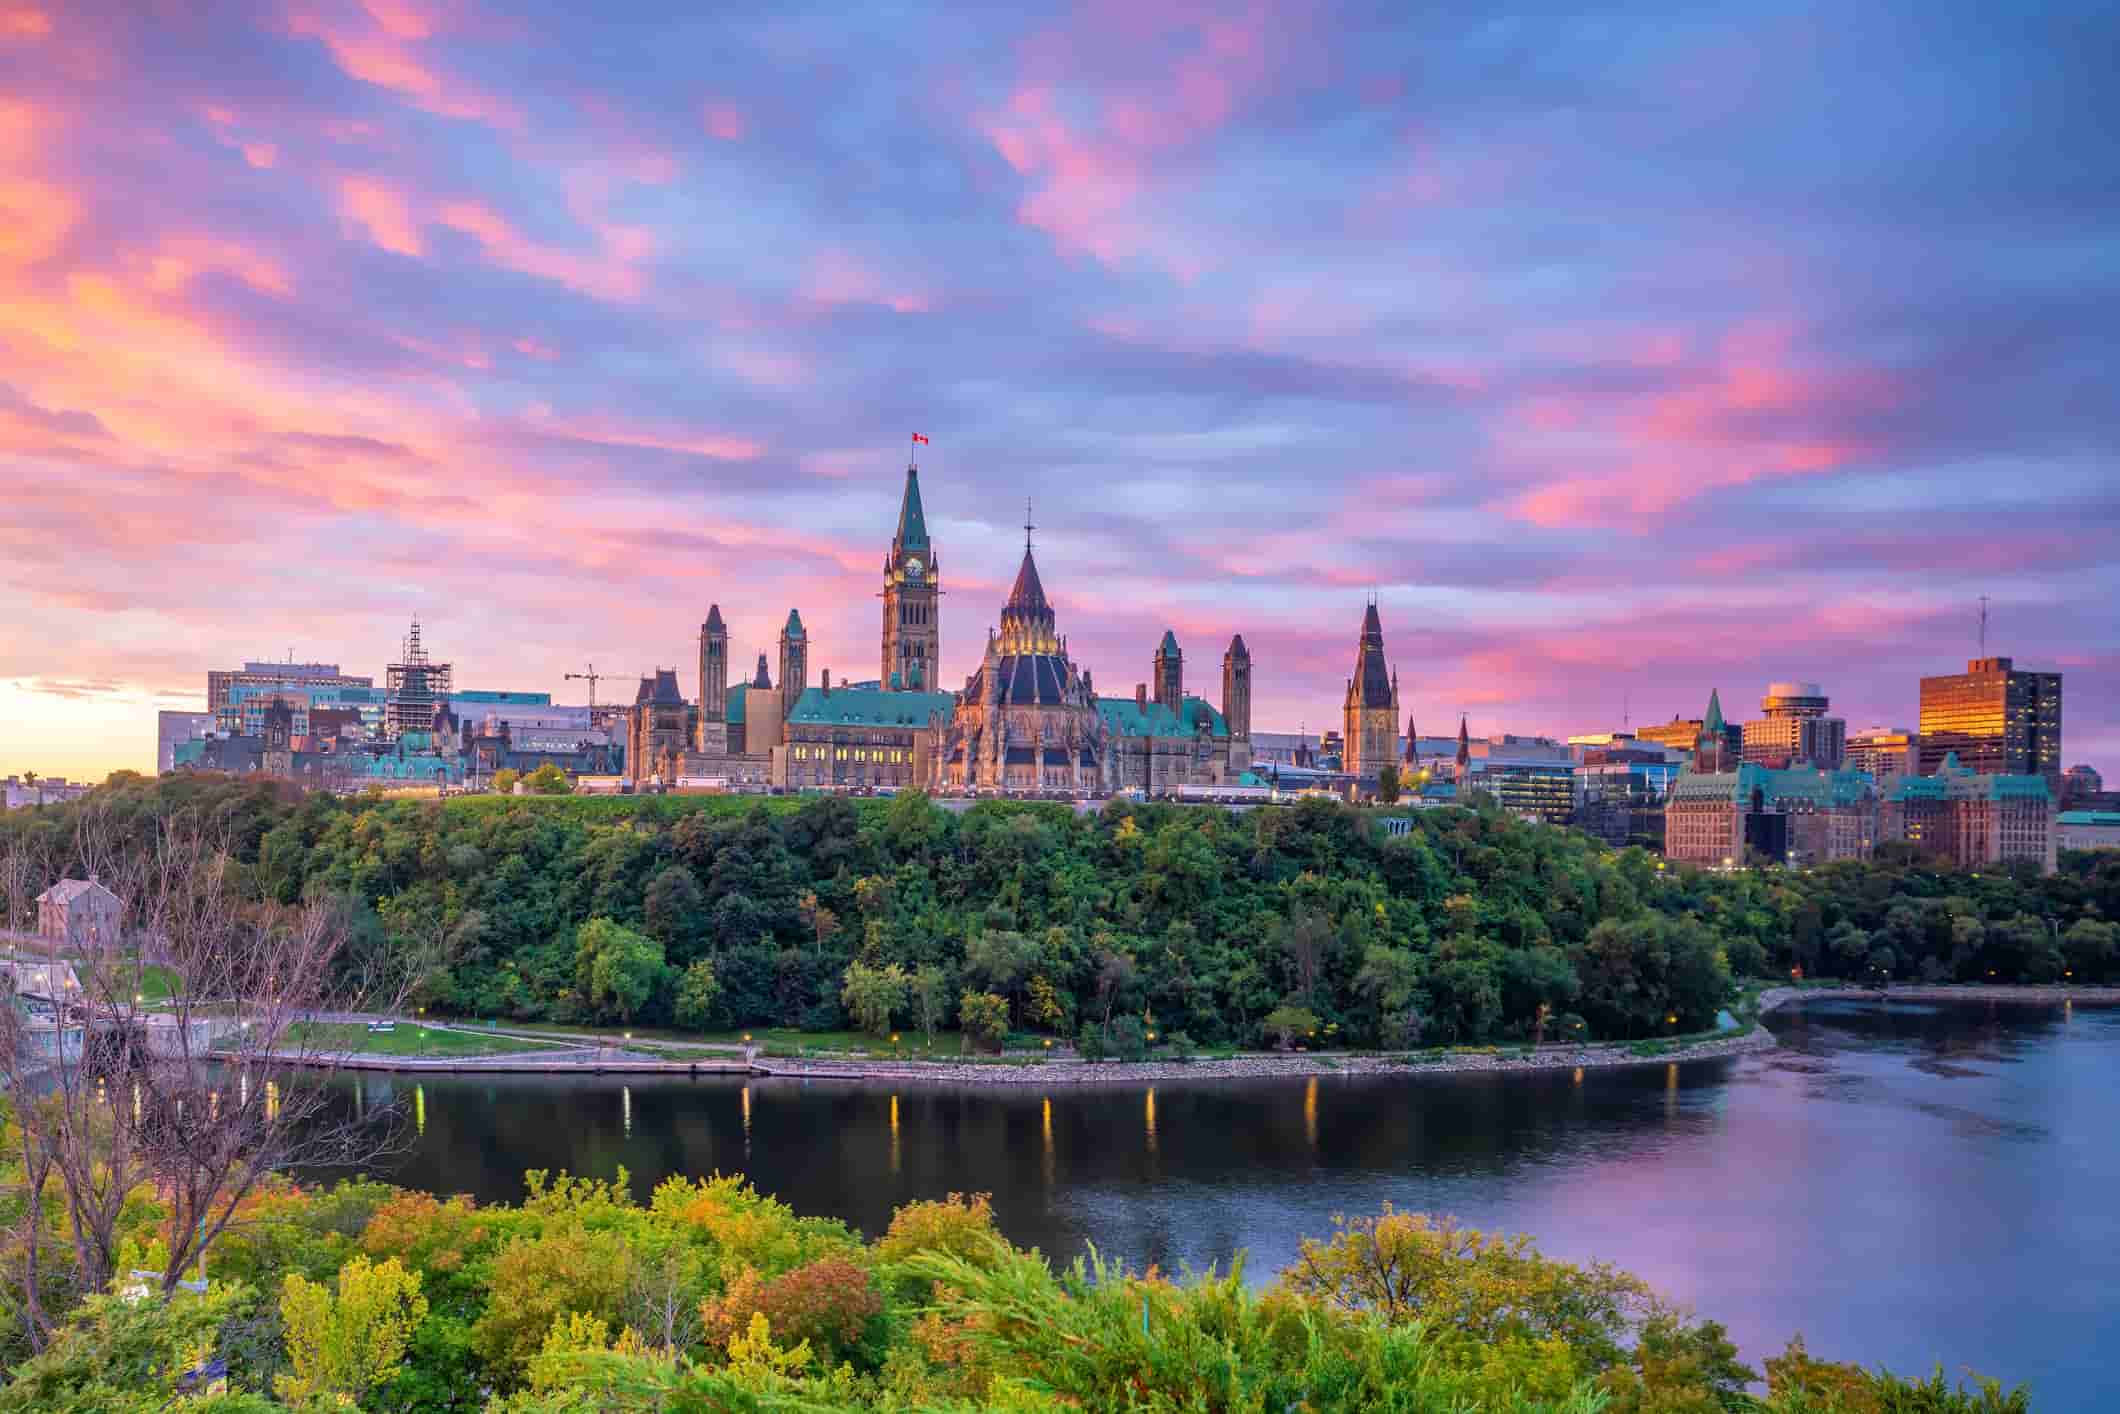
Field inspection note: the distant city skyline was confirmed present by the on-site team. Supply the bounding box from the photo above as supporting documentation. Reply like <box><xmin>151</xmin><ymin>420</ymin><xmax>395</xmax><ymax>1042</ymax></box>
<box><xmin>1</xmin><ymin>1</ymin><xmax>2113</xmax><ymax>781</ymax></box>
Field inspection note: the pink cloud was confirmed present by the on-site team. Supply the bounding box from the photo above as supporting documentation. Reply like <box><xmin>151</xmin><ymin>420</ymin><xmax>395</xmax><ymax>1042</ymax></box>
<box><xmin>288</xmin><ymin>6</ymin><xmax>522</xmax><ymax>130</ymax></box>
<box><xmin>0</xmin><ymin>6</ymin><xmax>49</xmax><ymax>40</ymax></box>
<box><xmin>436</xmin><ymin>198</ymin><xmax>648</xmax><ymax>302</ymax></box>
<box><xmin>510</xmin><ymin>407</ymin><xmax>762</xmax><ymax>462</ymax></box>
<box><xmin>799</xmin><ymin>249</ymin><xmax>928</xmax><ymax>314</ymax></box>
<box><xmin>1499</xmin><ymin>322</ymin><xmax>1896</xmax><ymax>526</ymax></box>
<box><xmin>976</xmin><ymin>3</ymin><xmax>1286</xmax><ymax>277</ymax></box>
<box><xmin>337</xmin><ymin>174</ymin><xmax>424</xmax><ymax>255</ymax></box>
<box><xmin>703</xmin><ymin>102</ymin><xmax>748</xmax><ymax>141</ymax></box>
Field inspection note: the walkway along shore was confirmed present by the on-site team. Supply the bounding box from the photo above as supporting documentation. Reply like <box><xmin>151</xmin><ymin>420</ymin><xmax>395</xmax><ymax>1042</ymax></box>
<box><xmin>254</xmin><ymin>983</ymin><xmax>2120</xmax><ymax>1086</ymax></box>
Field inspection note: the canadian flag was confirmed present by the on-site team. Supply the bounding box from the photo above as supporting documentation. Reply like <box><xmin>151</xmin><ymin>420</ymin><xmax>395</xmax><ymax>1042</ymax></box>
<box><xmin>911</xmin><ymin>432</ymin><xmax>929</xmax><ymax>445</ymax></box>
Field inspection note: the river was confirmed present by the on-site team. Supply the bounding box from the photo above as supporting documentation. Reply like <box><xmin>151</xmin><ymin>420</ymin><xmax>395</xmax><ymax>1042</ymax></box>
<box><xmin>344</xmin><ymin>999</ymin><xmax>2120</xmax><ymax>1407</ymax></box>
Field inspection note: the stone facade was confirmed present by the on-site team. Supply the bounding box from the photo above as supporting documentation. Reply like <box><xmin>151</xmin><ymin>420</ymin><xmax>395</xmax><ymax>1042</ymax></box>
<box><xmin>696</xmin><ymin>605</ymin><xmax>728</xmax><ymax>752</ymax></box>
<box><xmin>1882</xmin><ymin>753</ymin><xmax>2055</xmax><ymax>873</ymax></box>
<box><xmin>638</xmin><ymin>458</ymin><xmax>1254</xmax><ymax>797</ymax></box>
<box><xmin>1341</xmin><ymin>602</ymin><xmax>1398</xmax><ymax>786</ymax></box>
<box><xmin>879</xmin><ymin>465</ymin><xmax>941</xmax><ymax>691</ymax></box>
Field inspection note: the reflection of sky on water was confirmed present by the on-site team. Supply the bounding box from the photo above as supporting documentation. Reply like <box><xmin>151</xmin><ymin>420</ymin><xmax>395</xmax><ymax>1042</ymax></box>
<box><xmin>349</xmin><ymin>1002</ymin><xmax>2120</xmax><ymax>1406</ymax></box>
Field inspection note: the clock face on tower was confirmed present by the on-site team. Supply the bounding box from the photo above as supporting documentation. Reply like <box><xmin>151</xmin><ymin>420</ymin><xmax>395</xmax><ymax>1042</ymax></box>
<box><xmin>905</xmin><ymin>557</ymin><xmax>924</xmax><ymax>580</ymax></box>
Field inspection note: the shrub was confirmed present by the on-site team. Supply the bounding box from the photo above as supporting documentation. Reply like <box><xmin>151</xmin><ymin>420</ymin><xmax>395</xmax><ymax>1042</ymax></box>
<box><xmin>471</xmin><ymin>1226</ymin><xmax>637</xmax><ymax>1385</ymax></box>
<box><xmin>875</xmin><ymin>1192</ymin><xmax>1001</xmax><ymax>1271</ymax></box>
<box><xmin>1075</xmin><ymin>1024</ymin><xmax>1108</xmax><ymax>1061</ymax></box>
<box><xmin>1161</xmin><ymin>1029</ymin><xmax>1196</xmax><ymax>1060</ymax></box>
<box><xmin>705</xmin><ymin>1255</ymin><xmax>882</xmax><ymax>1366</ymax></box>
<box><xmin>1111</xmin><ymin>1015</ymin><xmax>1148</xmax><ymax>1061</ymax></box>
<box><xmin>277</xmin><ymin>1254</ymin><xmax>429</xmax><ymax>1405</ymax></box>
<box><xmin>1262</xmin><ymin>1004</ymin><xmax>1321</xmax><ymax>1050</ymax></box>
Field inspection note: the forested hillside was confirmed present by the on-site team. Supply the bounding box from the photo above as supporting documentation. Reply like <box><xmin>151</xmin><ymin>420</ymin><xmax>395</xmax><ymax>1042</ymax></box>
<box><xmin>6</xmin><ymin>775</ymin><xmax>2116</xmax><ymax>1047</ymax></box>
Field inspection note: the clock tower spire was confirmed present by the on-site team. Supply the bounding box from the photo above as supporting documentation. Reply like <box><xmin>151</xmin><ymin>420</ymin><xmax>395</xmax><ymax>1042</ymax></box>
<box><xmin>881</xmin><ymin>449</ymin><xmax>941</xmax><ymax>690</ymax></box>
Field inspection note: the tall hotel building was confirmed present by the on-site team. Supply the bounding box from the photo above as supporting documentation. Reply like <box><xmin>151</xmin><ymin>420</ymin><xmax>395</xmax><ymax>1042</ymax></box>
<box><xmin>1917</xmin><ymin>657</ymin><xmax>2062</xmax><ymax>781</ymax></box>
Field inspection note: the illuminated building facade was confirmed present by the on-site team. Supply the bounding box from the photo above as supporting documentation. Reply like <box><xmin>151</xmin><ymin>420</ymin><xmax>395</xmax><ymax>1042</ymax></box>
<box><xmin>1882</xmin><ymin>752</ymin><xmax>2055</xmax><ymax>872</ymax></box>
<box><xmin>1846</xmin><ymin>727</ymin><xmax>1920</xmax><ymax>784</ymax></box>
<box><xmin>1741</xmin><ymin>680</ymin><xmax>1846</xmax><ymax>769</ymax></box>
<box><xmin>1917</xmin><ymin>657</ymin><xmax>2062</xmax><ymax>782</ymax></box>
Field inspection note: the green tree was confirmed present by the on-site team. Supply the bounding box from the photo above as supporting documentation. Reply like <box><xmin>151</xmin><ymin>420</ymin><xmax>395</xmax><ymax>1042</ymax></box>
<box><xmin>841</xmin><ymin>960</ymin><xmax>909</xmax><ymax>1038</ymax></box>
<box><xmin>277</xmin><ymin>1254</ymin><xmax>430</xmax><ymax>1405</ymax></box>
<box><xmin>1376</xmin><ymin>763</ymin><xmax>1402</xmax><ymax>803</ymax></box>
<box><xmin>643</xmin><ymin>863</ymin><xmax>709</xmax><ymax>962</ymax></box>
<box><xmin>908</xmin><ymin>963</ymin><xmax>950</xmax><ymax>1047</ymax></box>
<box><xmin>489</xmin><ymin>767</ymin><xmax>521</xmax><ymax>795</ymax></box>
<box><xmin>958</xmin><ymin>990</ymin><xmax>1009</xmax><ymax>1053</ymax></box>
<box><xmin>1262</xmin><ymin>1004</ymin><xmax>1321</xmax><ymax>1049</ymax></box>
<box><xmin>576</xmin><ymin>918</ymin><xmax>666</xmax><ymax>1023</ymax></box>
<box><xmin>524</xmin><ymin>763</ymin><xmax>573</xmax><ymax>794</ymax></box>
<box><xmin>673</xmin><ymin>959</ymin><xmax>721</xmax><ymax>1030</ymax></box>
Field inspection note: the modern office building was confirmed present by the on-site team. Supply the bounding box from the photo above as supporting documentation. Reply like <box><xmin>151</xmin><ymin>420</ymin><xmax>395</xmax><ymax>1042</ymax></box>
<box><xmin>1882</xmin><ymin>753</ymin><xmax>2056</xmax><ymax>873</ymax></box>
<box><xmin>207</xmin><ymin>661</ymin><xmax>374</xmax><ymax>734</ymax></box>
<box><xmin>1638</xmin><ymin>711</ymin><xmax>1742</xmax><ymax>763</ymax></box>
<box><xmin>1573</xmin><ymin>749</ymin><xmax>1682</xmax><ymax>848</ymax></box>
<box><xmin>2059</xmin><ymin>764</ymin><xmax>2113</xmax><ymax>810</ymax></box>
<box><xmin>156</xmin><ymin>711</ymin><xmax>218</xmax><ymax>773</ymax></box>
<box><xmin>1462</xmin><ymin>736</ymin><xmax>1577</xmax><ymax>824</ymax></box>
<box><xmin>1846</xmin><ymin>727</ymin><xmax>1920</xmax><ymax>784</ymax></box>
<box><xmin>1917</xmin><ymin>657</ymin><xmax>2062</xmax><ymax>781</ymax></box>
<box><xmin>2057</xmin><ymin>811</ymin><xmax>2120</xmax><ymax>851</ymax></box>
<box><xmin>1741</xmin><ymin>681</ymin><xmax>1846</xmax><ymax>769</ymax></box>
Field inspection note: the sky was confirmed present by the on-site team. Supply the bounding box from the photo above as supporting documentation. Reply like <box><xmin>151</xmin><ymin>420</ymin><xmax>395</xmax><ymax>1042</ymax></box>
<box><xmin>1</xmin><ymin>0</ymin><xmax>2115</xmax><ymax>784</ymax></box>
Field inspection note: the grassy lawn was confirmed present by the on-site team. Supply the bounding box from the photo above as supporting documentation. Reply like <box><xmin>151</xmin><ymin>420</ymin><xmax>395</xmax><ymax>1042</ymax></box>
<box><xmin>286</xmin><ymin>1022</ymin><xmax>572</xmax><ymax>1058</ymax></box>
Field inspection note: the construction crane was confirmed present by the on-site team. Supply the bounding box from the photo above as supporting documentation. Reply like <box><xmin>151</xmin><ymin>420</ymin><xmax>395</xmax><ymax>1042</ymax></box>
<box><xmin>564</xmin><ymin>664</ymin><xmax>604</xmax><ymax>708</ymax></box>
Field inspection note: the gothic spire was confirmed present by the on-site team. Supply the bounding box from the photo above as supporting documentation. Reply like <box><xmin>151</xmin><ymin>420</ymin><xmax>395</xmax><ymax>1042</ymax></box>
<box><xmin>1350</xmin><ymin>601</ymin><xmax>1393</xmax><ymax>708</ymax></box>
<box><xmin>894</xmin><ymin>464</ymin><xmax>929</xmax><ymax>553</ymax></box>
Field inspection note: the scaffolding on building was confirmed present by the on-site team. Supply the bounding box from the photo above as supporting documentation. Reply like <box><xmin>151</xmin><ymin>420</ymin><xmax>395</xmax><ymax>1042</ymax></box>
<box><xmin>385</xmin><ymin>616</ymin><xmax>453</xmax><ymax>737</ymax></box>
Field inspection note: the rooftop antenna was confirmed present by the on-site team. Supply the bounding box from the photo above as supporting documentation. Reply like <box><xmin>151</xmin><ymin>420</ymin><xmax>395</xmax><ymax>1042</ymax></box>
<box><xmin>1623</xmin><ymin>687</ymin><xmax>1630</xmax><ymax>731</ymax></box>
<box><xmin>1023</xmin><ymin>496</ymin><xmax>1035</xmax><ymax>553</ymax></box>
<box><xmin>1978</xmin><ymin>594</ymin><xmax>1990</xmax><ymax>657</ymax></box>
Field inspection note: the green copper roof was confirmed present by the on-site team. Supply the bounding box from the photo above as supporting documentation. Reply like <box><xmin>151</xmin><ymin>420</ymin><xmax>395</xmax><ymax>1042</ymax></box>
<box><xmin>1703</xmin><ymin>688</ymin><xmax>1726</xmax><ymax>734</ymax></box>
<box><xmin>1158</xmin><ymin>630</ymin><xmax>1180</xmax><ymax>656</ymax></box>
<box><xmin>783</xmin><ymin>608</ymin><xmax>806</xmax><ymax>640</ymax></box>
<box><xmin>727</xmin><ymin>683</ymin><xmax>749</xmax><ymax>724</ymax></box>
<box><xmin>1885</xmin><ymin>753</ymin><xmax>2052</xmax><ymax>803</ymax></box>
<box><xmin>2060</xmin><ymin>811</ymin><xmax>2120</xmax><ymax>825</ymax></box>
<box><xmin>785</xmin><ymin>685</ymin><xmax>955</xmax><ymax>729</ymax></box>
<box><xmin>895</xmin><ymin>467</ymin><xmax>929</xmax><ymax>551</ymax></box>
<box><xmin>1094</xmin><ymin>694</ymin><xmax>1228</xmax><ymax>739</ymax></box>
<box><xmin>1670</xmin><ymin>763</ymin><xmax>1878</xmax><ymax>806</ymax></box>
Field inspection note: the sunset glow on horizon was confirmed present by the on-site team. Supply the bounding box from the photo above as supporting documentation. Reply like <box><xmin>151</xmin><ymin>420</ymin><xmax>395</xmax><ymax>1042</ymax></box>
<box><xmin>2</xmin><ymin>0</ymin><xmax>2115</xmax><ymax>783</ymax></box>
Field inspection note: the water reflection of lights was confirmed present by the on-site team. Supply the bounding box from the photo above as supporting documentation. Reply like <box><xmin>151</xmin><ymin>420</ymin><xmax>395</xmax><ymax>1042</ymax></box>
<box><xmin>622</xmin><ymin>1085</ymin><xmax>633</xmax><ymax>1137</ymax></box>
<box><xmin>413</xmin><ymin>1083</ymin><xmax>424</xmax><ymax>1137</ymax></box>
<box><xmin>266</xmin><ymin>1080</ymin><xmax>282</xmax><ymax>1123</ymax></box>
<box><xmin>1145</xmin><ymin>1088</ymin><xmax>1158</xmax><ymax>1153</ymax></box>
<box><xmin>740</xmin><ymin>1084</ymin><xmax>751</xmax><ymax>1147</ymax></box>
<box><xmin>889</xmin><ymin>1094</ymin><xmax>900</xmax><ymax>1175</ymax></box>
<box><xmin>1041</xmin><ymin>1097</ymin><xmax>1054</xmax><ymax>1186</ymax></box>
<box><xmin>1572</xmin><ymin>1066</ymin><xmax>1584</xmax><ymax>1085</ymax></box>
<box><xmin>1304</xmin><ymin>1077</ymin><xmax>1318</xmax><ymax>1150</ymax></box>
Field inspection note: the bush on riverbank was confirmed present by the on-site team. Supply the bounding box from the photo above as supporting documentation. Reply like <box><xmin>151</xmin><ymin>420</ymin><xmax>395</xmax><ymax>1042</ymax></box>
<box><xmin>7</xmin><ymin>775</ymin><xmax>2118</xmax><ymax>1056</ymax></box>
<box><xmin>0</xmin><ymin>1163</ymin><xmax>2032</xmax><ymax>1411</ymax></box>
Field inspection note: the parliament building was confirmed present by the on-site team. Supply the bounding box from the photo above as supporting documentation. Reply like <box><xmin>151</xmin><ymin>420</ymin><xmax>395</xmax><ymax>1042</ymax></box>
<box><xmin>625</xmin><ymin>457</ymin><xmax>1254</xmax><ymax>795</ymax></box>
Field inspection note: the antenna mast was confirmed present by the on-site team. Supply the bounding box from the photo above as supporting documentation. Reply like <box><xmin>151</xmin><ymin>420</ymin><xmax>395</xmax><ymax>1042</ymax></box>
<box><xmin>1978</xmin><ymin>595</ymin><xmax>1990</xmax><ymax>657</ymax></box>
